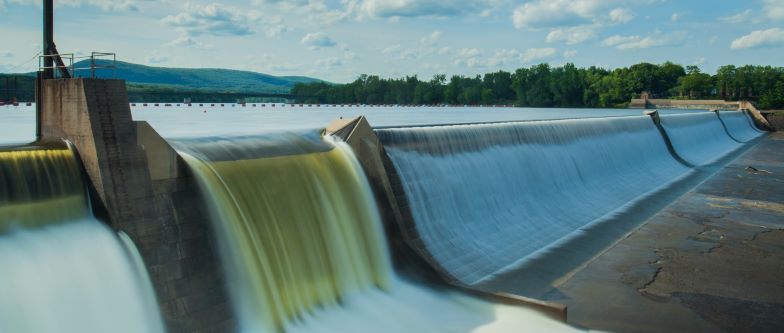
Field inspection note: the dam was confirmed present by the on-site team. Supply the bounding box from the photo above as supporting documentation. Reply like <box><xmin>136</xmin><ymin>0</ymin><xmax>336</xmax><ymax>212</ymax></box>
<box><xmin>1</xmin><ymin>75</ymin><xmax>781</xmax><ymax>333</ymax></box>
<box><xmin>1</xmin><ymin>4</ymin><xmax>783</xmax><ymax>331</ymax></box>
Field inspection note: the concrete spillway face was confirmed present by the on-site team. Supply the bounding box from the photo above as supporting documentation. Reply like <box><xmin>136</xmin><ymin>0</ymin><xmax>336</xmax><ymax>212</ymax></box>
<box><xmin>719</xmin><ymin>111</ymin><xmax>765</xmax><ymax>142</ymax></box>
<box><xmin>0</xmin><ymin>144</ymin><xmax>165</xmax><ymax>333</ymax></box>
<box><xmin>376</xmin><ymin>116</ymin><xmax>692</xmax><ymax>286</ymax></box>
<box><xmin>659</xmin><ymin>112</ymin><xmax>743</xmax><ymax>166</ymax></box>
<box><xmin>175</xmin><ymin>131</ymin><xmax>581</xmax><ymax>333</ymax></box>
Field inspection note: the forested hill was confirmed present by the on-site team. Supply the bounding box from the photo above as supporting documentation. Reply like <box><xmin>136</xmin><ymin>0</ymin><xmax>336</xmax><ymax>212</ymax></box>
<box><xmin>1</xmin><ymin>60</ymin><xmax>322</xmax><ymax>95</ymax></box>
<box><xmin>69</xmin><ymin>60</ymin><xmax>322</xmax><ymax>93</ymax></box>
<box><xmin>291</xmin><ymin>63</ymin><xmax>784</xmax><ymax>109</ymax></box>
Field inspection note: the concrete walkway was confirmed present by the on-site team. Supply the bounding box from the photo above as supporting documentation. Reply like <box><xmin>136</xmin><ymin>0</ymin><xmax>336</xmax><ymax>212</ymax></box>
<box><xmin>548</xmin><ymin>132</ymin><xmax>784</xmax><ymax>333</ymax></box>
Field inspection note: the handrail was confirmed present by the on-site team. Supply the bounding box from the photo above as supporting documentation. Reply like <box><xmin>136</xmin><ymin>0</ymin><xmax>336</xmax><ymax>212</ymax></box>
<box><xmin>40</xmin><ymin>52</ymin><xmax>117</xmax><ymax>78</ymax></box>
<box><xmin>38</xmin><ymin>53</ymin><xmax>74</xmax><ymax>78</ymax></box>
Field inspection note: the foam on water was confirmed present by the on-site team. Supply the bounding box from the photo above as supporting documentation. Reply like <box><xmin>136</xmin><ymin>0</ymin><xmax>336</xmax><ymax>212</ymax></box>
<box><xmin>659</xmin><ymin>112</ymin><xmax>742</xmax><ymax>165</ymax></box>
<box><xmin>178</xmin><ymin>134</ymin><xmax>581</xmax><ymax>333</ymax></box>
<box><xmin>377</xmin><ymin>116</ymin><xmax>692</xmax><ymax>285</ymax></box>
<box><xmin>0</xmin><ymin>145</ymin><xmax>165</xmax><ymax>333</ymax></box>
<box><xmin>719</xmin><ymin>111</ymin><xmax>764</xmax><ymax>143</ymax></box>
<box><xmin>0</xmin><ymin>221</ymin><xmax>166</xmax><ymax>333</ymax></box>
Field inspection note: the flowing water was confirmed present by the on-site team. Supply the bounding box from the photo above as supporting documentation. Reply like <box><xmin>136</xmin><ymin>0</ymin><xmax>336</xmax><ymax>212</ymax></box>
<box><xmin>377</xmin><ymin>116</ymin><xmax>693</xmax><ymax>285</ymax></box>
<box><xmin>0</xmin><ymin>145</ymin><xmax>165</xmax><ymax>333</ymax></box>
<box><xmin>0</xmin><ymin>103</ymin><xmax>765</xmax><ymax>332</ymax></box>
<box><xmin>659</xmin><ymin>112</ymin><xmax>742</xmax><ymax>166</ymax></box>
<box><xmin>719</xmin><ymin>111</ymin><xmax>764</xmax><ymax>142</ymax></box>
<box><xmin>176</xmin><ymin>133</ymin><xmax>580</xmax><ymax>333</ymax></box>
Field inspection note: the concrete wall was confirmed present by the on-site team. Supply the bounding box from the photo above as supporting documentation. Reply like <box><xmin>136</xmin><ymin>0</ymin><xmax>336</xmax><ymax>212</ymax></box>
<box><xmin>647</xmin><ymin>99</ymin><xmax>741</xmax><ymax>110</ymax></box>
<box><xmin>762</xmin><ymin>111</ymin><xmax>784</xmax><ymax>131</ymax></box>
<box><xmin>40</xmin><ymin>78</ymin><xmax>234</xmax><ymax>333</ymax></box>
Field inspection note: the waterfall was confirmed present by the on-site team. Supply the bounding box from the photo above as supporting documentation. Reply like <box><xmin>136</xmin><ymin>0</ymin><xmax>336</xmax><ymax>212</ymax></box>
<box><xmin>177</xmin><ymin>132</ymin><xmax>580</xmax><ymax>333</ymax></box>
<box><xmin>659</xmin><ymin>112</ymin><xmax>742</xmax><ymax>165</ymax></box>
<box><xmin>377</xmin><ymin>116</ymin><xmax>691</xmax><ymax>285</ymax></box>
<box><xmin>719</xmin><ymin>111</ymin><xmax>764</xmax><ymax>143</ymax></box>
<box><xmin>0</xmin><ymin>147</ymin><xmax>89</xmax><ymax>229</ymax></box>
<box><xmin>0</xmin><ymin>145</ymin><xmax>165</xmax><ymax>333</ymax></box>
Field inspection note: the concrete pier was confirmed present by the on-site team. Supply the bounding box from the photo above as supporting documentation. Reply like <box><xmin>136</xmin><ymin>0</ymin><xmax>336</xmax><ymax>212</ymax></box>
<box><xmin>39</xmin><ymin>78</ymin><xmax>234</xmax><ymax>332</ymax></box>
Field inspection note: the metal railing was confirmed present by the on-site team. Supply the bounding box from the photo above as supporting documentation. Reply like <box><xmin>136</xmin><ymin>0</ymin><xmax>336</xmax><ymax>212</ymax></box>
<box><xmin>39</xmin><ymin>52</ymin><xmax>117</xmax><ymax>78</ymax></box>
<box><xmin>38</xmin><ymin>53</ymin><xmax>73</xmax><ymax>78</ymax></box>
<box><xmin>75</xmin><ymin>52</ymin><xmax>116</xmax><ymax>78</ymax></box>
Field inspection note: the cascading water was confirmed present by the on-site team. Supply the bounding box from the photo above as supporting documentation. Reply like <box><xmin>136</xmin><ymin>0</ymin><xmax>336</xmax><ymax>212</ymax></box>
<box><xmin>0</xmin><ymin>147</ymin><xmax>89</xmax><ymax>229</ymax></box>
<box><xmin>377</xmin><ymin>116</ymin><xmax>692</xmax><ymax>285</ymax></box>
<box><xmin>719</xmin><ymin>111</ymin><xmax>764</xmax><ymax>143</ymax></box>
<box><xmin>0</xmin><ymin>145</ymin><xmax>165</xmax><ymax>333</ymax></box>
<box><xmin>659</xmin><ymin>112</ymin><xmax>742</xmax><ymax>166</ymax></box>
<box><xmin>177</xmin><ymin>132</ymin><xmax>579</xmax><ymax>333</ymax></box>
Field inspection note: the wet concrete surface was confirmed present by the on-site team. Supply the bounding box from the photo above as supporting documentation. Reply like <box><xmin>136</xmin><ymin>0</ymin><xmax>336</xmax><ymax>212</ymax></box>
<box><xmin>544</xmin><ymin>132</ymin><xmax>784</xmax><ymax>333</ymax></box>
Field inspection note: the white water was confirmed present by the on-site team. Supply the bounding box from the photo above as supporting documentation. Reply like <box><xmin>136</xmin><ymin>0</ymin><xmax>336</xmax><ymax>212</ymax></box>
<box><xmin>659</xmin><ymin>112</ymin><xmax>742</xmax><ymax>166</ymax></box>
<box><xmin>0</xmin><ymin>221</ymin><xmax>166</xmax><ymax>333</ymax></box>
<box><xmin>179</xmin><ymin>135</ymin><xmax>582</xmax><ymax>333</ymax></box>
<box><xmin>377</xmin><ymin>116</ymin><xmax>692</xmax><ymax>285</ymax></box>
<box><xmin>719</xmin><ymin>111</ymin><xmax>764</xmax><ymax>143</ymax></box>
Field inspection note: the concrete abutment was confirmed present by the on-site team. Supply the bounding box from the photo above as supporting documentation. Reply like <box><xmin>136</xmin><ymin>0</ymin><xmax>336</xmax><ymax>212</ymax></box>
<box><xmin>40</xmin><ymin>78</ymin><xmax>234</xmax><ymax>332</ymax></box>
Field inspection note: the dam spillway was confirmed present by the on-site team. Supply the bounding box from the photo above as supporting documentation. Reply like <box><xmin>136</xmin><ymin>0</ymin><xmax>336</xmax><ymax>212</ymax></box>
<box><xmin>1</xmin><ymin>77</ymin><xmax>778</xmax><ymax>333</ymax></box>
<box><xmin>176</xmin><ymin>133</ymin><xmax>578</xmax><ymax>332</ymax></box>
<box><xmin>658</xmin><ymin>112</ymin><xmax>744</xmax><ymax>166</ymax></box>
<box><xmin>720</xmin><ymin>111</ymin><xmax>765</xmax><ymax>142</ymax></box>
<box><xmin>0</xmin><ymin>145</ymin><xmax>165</xmax><ymax>333</ymax></box>
<box><xmin>377</xmin><ymin>116</ymin><xmax>694</xmax><ymax>285</ymax></box>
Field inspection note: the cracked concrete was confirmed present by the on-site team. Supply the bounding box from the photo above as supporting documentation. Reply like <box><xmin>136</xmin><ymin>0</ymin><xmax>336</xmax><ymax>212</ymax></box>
<box><xmin>542</xmin><ymin>132</ymin><xmax>784</xmax><ymax>333</ymax></box>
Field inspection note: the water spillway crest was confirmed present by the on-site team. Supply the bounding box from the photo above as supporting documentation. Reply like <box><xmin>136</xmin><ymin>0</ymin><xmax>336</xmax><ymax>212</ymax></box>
<box><xmin>719</xmin><ymin>111</ymin><xmax>765</xmax><ymax>143</ymax></box>
<box><xmin>0</xmin><ymin>144</ymin><xmax>166</xmax><ymax>333</ymax></box>
<box><xmin>177</xmin><ymin>132</ymin><xmax>581</xmax><ymax>333</ymax></box>
<box><xmin>377</xmin><ymin>116</ymin><xmax>693</xmax><ymax>285</ymax></box>
<box><xmin>658</xmin><ymin>112</ymin><xmax>743</xmax><ymax>166</ymax></box>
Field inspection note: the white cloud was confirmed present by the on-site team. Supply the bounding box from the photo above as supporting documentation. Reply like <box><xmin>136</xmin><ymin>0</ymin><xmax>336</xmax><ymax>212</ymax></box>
<box><xmin>315</xmin><ymin>57</ymin><xmax>343</xmax><ymax>70</ymax></box>
<box><xmin>563</xmin><ymin>49</ymin><xmax>577</xmax><ymax>58</ymax></box>
<box><xmin>161</xmin><ymin>3</ymin><xmax>264</xmax><ymax>36</ymax></box>
<box><xmin>546</xmin><ymin>25</ymin><xmax>598</xmax><ymax>44</ymax></box>
<box><xmin>513</xmin><ymin>0</ymin><xmax>600</xmax><ymax>29</ymax></box>
<box><xmin>454</xmin><ymin>48</ymin><xmax>485</xmax><ymax>68</ymax></box>
<box><xmin>521</xmin><ymin>47</ymin><xmax>556</xmax><ymax>62</ymax></box>
<box><xmin>671</xmin><ymin>13</ymin><xmax>679</xmax><ymax>22</ymax></box>
<box><xmin>167</xmin><ymin>35</ymin><xmax>211</xmax><ymax>49</ymax></box>
<box><xmin>420</xmin><ymin>30</ymin><xmax>442</xmax><ymax>46</ymax></box>
<box><xmin>0</xmin><ymin>0</ymin><xmax>145</xmax><ymax>11</ymax></box>
<box><xmin>719</xmin><ymin>9</ymin><xmax>754</xmax><ymax>24</ymax></box>
<box><xmin>764</xmin><ymin>0</ymin><xmax>784</xmax><ymax>20</ymax></box>
<box><xmin>602</xmin><ymin>33</ymin><xmax>685</xmax><ymax>50</ymax></box>
<box><xmin>381</xmin><ymin>44</ymin><xmax>401</xmax><ymax>54</ymax></box>
<box><xmin>145</xmin><ymin>54</ymin><xmax>168</xmax><ymax>64</ymax></box>
<box><xmin>301</xmin><ymin>32</ymin><xmax>337</xmax><ymax>49</ymax></box>
<box><xmin>609</xmin><ymin>8</ymin><xmax>634</xmax><ymax>24</ymax></box>
<box><xmin>730</xmin><ymin>28</ymin><xmax>784</xmax><ymax>49</ymax></box>
<box><xmin>693</xmin><ymin>57</ymin><xmax>706</xmax><ymax>66</ymax></box>
<box><xmin>453</xmin><ymin>46</ymin><xmax>557</xmax><ymax>69</ymax></box>
<box><xmin>358</xmin><ymin>0</ymin><xmax>500</xmax><ymax>18</ymax></box>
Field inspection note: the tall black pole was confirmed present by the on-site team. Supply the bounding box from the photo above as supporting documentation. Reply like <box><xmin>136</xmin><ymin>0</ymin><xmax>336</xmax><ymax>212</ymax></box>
<box><xmin>43</xmin><ymin>0</ymin><xmax>54</xmax><ymax>79</ymax></box>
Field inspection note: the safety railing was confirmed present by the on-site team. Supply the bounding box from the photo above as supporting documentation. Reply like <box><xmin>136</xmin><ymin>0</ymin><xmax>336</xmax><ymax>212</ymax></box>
<box><xmin>38</xmin><ymin>53</ymin><xmax>74</xmax><ymax>78</ymax></box>
<box><xmin>74</xmin><ymin>52</ymin><xmax>116</xmax><ymax>78</ymax></box>
<box><xmin>39</xmin><ymin>52</ymin><xmax>117</xmax><ymax>78</ymax></box>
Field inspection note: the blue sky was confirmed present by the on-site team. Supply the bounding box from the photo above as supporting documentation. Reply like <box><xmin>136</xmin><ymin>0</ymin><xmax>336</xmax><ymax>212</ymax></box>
<box><xmin>0</xmin><ymin>0</ymin><xmax>782</xmax><ymax>82</ymax></box>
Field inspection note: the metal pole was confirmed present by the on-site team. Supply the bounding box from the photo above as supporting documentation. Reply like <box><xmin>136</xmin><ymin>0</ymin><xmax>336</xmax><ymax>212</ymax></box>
<box><xmin>43</xmin><ymin>0</ymin><xmax>54</xmax><ymax>79</ymax></box>
<box><xmin>35</xmin><ymin>73</ymin><xmax>42</xmax><ymax>141</ymax></box>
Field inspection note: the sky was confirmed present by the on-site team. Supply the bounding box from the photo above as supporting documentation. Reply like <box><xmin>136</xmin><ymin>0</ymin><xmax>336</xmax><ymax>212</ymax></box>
<box><xmin>0</xmin><ymin>0</ymin><xmax>782</xmax><ymax>82</ymax></box>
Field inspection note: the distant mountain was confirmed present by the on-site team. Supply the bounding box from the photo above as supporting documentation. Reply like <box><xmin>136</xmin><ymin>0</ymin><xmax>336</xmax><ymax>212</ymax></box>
<box><xmin>19</xmin><ymin>60</ymin><xmax>325</xmax><ymax>94</ymax></box>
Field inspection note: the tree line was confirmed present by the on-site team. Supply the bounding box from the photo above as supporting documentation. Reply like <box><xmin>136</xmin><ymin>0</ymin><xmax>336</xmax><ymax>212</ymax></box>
<box><xmin>291</xmin><ymin>63</ymin><xmax>784</xmax><ymax>109</ymax></box>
